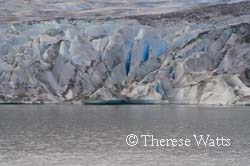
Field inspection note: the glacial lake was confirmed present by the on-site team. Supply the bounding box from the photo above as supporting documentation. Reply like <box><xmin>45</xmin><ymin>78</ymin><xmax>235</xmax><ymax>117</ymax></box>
<box><xmin>0</xmin><ymin>105</ymin><xmax>250</xmax><ymax>165</ymax></box>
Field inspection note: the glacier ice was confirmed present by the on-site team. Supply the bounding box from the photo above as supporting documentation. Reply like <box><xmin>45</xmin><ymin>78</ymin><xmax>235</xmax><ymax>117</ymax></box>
<box><xmin>0</xmin><ymin>1</ymin><xmax>250</xmax><ymax>105</ymax></box>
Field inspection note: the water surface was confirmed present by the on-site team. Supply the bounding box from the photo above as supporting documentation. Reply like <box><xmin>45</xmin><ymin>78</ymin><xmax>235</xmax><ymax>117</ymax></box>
<box><xmin>0</xmin><ymin>105</ymin><xmax>250</xmax><ymax>165</ymax></box>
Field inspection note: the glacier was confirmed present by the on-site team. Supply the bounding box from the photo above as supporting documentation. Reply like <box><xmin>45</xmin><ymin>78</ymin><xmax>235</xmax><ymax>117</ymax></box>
<box><xmin>0</xmin><ymin>1</ymin><xmax>250</xmax><ymax>105</ymax></box>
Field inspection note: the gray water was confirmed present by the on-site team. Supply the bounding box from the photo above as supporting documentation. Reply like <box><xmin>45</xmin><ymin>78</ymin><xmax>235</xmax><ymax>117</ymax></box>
<box><xmin>0</xmin><ymin>105</ymin><xmax>250</xmax><ymax>166</ymax></box>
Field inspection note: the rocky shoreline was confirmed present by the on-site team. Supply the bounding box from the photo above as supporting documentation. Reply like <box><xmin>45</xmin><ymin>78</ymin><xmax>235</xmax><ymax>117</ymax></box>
<box><xmin>0</xmin><ymin>1</ymin><xmax>250</xmax><ymax>105</ymax></box>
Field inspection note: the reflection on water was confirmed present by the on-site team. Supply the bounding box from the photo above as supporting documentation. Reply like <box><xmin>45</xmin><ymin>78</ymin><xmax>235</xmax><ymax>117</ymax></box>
<box><xmin>0</xmin><ymin>105</ymin><xmax>250</xmax><ymax>165</ymax></box>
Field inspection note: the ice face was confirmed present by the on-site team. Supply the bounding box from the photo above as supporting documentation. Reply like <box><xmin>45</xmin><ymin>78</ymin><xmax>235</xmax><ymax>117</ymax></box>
<box><xmin>0</xmin><ymin>1</ymin><xmax>250</xmax><ymax>105</ymax></box>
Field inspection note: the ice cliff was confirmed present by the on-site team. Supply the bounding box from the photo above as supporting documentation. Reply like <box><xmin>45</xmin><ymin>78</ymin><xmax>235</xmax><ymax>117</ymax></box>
<box><xmin>0</xmin><ymin>1</ymin><xmax>250</xmax><ymax>105</ymax></box>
